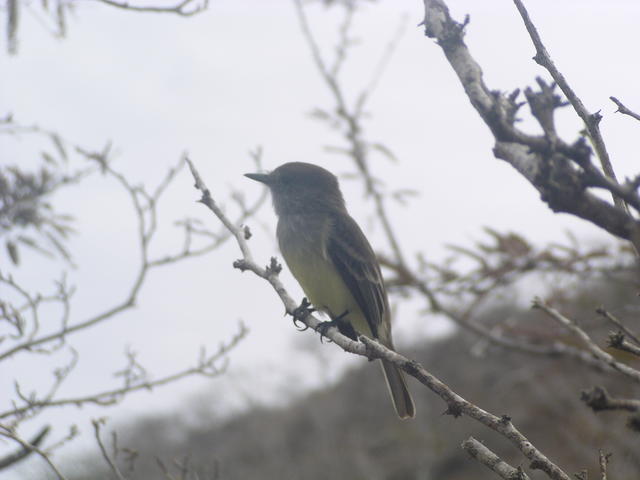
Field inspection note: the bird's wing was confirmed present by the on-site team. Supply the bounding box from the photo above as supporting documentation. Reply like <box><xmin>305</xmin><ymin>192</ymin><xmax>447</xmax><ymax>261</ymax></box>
<box><xmin>326</xmin><ymin>212</ymin><xmax>388</xmax><ymax>339</ymax></box>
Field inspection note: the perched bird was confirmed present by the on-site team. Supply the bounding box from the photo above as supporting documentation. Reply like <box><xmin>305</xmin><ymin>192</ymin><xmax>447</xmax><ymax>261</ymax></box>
<box><xmin>245</xmin><ymin>162</ymin><xmax>415</xmax><ymax>419</ymax></box>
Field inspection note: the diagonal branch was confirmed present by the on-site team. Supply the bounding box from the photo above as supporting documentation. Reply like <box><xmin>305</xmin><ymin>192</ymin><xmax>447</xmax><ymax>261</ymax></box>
<box><xmin>0</xmin><ymin>427</ymin><xmax>68</xmax><ymax>480</ymax></box>
<box><xmin>512</xmin><ymin>0</ymin><xmax>623</xmax><ymax>210</ymax></box>
<box><xmin>610</xmin><ymin>97</ymin><xmax>640</xmax><ymax>122</ymax></box>
<box><xmin>420</xmin><ymin>0</ymin><xmax>640</xmax><ymax>254</ymax></box>
<box><xmin>532</xmin><ymin>299</ymin><xmax>640</xmax><ymax>383</ymax></box>
<box><xmin>462</xmin><ymin>437</ymin><xmax>530</xmax><ymax>480</ymax></box>
<box><xmin>597</xmin><ymin>306</ymin><xmax>640</xmax><ymax>345</ymax></box>
<box><xmin>187</xmin><ymin>157</ymin><xmax>571</xmax><ymax>480</ymax></box>
<box><xmin>0</xmin><ymin>425</ymin><xmax>50</xmax><ymax>470</ymax></box>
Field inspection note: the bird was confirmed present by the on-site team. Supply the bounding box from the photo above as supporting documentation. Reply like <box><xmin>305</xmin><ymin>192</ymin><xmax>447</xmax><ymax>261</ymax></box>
<box><xmin>245</xmin><ymin>162</ymin><xmax>415</xmax><ymax>419</ymax></box>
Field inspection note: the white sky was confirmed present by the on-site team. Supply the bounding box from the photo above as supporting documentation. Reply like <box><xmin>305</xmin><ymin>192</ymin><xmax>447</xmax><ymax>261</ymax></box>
<box><xmin>2</xmin><ymin>0</ymin><xmax>639</xmax><ymax>477</ymax></box>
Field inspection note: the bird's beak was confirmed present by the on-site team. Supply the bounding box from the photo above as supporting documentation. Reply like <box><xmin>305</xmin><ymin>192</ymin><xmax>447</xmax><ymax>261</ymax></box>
<box><xmin>244</xmin><ymin>172</ymin><xmax>272</xmax><ymax>185</ymax></box>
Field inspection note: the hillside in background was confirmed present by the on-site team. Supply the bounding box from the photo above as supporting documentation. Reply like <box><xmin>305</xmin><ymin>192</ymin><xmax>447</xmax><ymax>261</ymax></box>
<box><xmin>58</xmin><ymin>273</ymin><xmax>640</xmax><ymax>480</ymax></box>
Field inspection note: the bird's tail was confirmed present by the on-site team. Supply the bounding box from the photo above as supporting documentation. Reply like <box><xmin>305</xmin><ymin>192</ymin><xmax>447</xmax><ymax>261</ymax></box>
<box><xmin>380</xmin><ymin>359</ymin><xmax>416</xmax><ymax>419</ymax></box>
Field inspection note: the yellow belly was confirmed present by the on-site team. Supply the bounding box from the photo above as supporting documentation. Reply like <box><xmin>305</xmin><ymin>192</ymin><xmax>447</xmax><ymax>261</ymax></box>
<box><xmin>282</xmin><ymin>245</ymin><xmax>371</xmax><ymax>337</ymax></box>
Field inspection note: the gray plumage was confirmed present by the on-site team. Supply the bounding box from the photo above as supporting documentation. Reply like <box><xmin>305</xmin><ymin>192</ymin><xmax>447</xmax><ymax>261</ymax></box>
<box><xmin>246</xmin><ymin>162</ymin><xmax>415</xmax><ymax>419</ymax></box>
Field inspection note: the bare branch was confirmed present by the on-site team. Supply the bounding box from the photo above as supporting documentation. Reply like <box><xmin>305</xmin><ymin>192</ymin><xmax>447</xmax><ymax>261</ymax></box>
<box><xmin>92</xmin><ymin>0</ymin><xmax>208</xmax><ymax>16</ymax></box>
<box><xmin>187</xmin><ymin>157</ymin><xmax>572</xmax><ymax>480</ymax></box>
<box><xmin>0</xmin><ymin>322</ymin><xmax>247</xmax><ymax>420</ymax></box>
<box><xmin>420</xmin><ymin>0</ymin><xmax>640</xmax><ymax>253</ymax></box>
<box><xmin>599</xmin><ymin>449</ymin><xmax>611</xmax><ymax>480</ymax></box>
<box><xmin>532</xmin><ymin>298</ymin><xmax>640</xmax><ymax>383</ymax></box>
<box><xmin>0</xmin><ymin>426</ymin><xmax>68</xmax><ymax>480</ymax></box>
<box><xmin>512</xmin><ymin>0</ymin><xmax>623</xmax><ymax>209</ymax></box>
<box><xmin>607</xmin><ymin>332</ymin><xmax>640</xmax><ymax>357</ymax></box>
<box><xmin>379</xmin><ymin>240</ymin><xmax>627</xmax><ymax>374</ymax></box>
<box><xmin>597</xmin><ymin>306</ymin><xmax>640</xmax><ymax>346</ymax></box>
<box><xmin>581</xmin><ymin>386</ymin><xmax>640</xmax><ymax>413</ymax></box>
<box><xmin>0</xmin><ymin>425</ymin><xmax>50</xmax><ymax>470</ymax></box>
<box><xmin>610</xmin><ymin>96</ymin><xmax>640</xmax><ymax>123</ymax></box>
<box><xmin>92</xmin><ymin>418</ymin><xmax>127</xmax><ymax>480</ymax></box>
<box><xmin>294</xmin><ymin>0</ymin><xmax>409</xmax><ymax>268</ymax></box>
<box><xmin>462</xmin><ymin>437</ymin><xmax>530</xmax><ymax>480</ymax></box>
<box><xmin>0</xmin><ymin>155</ymin><xmax>198</xmax><ymax>361</ymax></box>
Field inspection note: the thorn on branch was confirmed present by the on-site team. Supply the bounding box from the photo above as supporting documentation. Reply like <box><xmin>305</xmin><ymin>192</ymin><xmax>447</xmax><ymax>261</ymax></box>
<box><xmin>243</xmin><ymin>225</ymin><xmax>252</xmax><ymax>240</ymax></box>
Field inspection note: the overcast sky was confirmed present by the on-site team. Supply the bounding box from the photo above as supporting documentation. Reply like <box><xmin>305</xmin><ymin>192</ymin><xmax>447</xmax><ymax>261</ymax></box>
<box><xmin>2</xmin><ymin>0</ymin><xmax>639</xmax><ymax>477</ymax></box>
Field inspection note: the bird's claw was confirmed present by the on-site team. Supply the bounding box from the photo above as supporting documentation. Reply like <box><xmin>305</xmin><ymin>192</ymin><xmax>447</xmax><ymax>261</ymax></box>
<box><xmin>315</xmin><ymin>320</ymin><xmax>336</xmax><ymax>343</ymax></box>
<box><xmin>292</xmin><ymin>297</ymin><xmax>314</xmax><ymax>331</ymax></box>
<box><xmin>314</xmin><ymin>310</ymin><xmax>356</xmax><ymax>343</ymax></box>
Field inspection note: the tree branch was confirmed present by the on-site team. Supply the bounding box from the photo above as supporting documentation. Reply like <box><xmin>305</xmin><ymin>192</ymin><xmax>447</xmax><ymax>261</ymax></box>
<box><xmin>0</xmin><ymin>427</ymin><xmax>68</xmax><ymax>480</ymax></box>
<box><xmin>0</xmin><ymin>323</ymin><xmax>246</xmax><ymax>420</ymax></box>
<box><xmin>294</xmin><ymin>0</ymin><xmax>409</xmax><ymax>268</ymax></box>
<box><xmin>512</xmin><ymin>0</ymin><xmax>623</xmax><ymax>209</ymax></box>
<box><xmin>610</xmin><ymin>96</ymin><xmax>640</xmax><ymax>122</ymax></box>
<box><xmin>597</xmin><ymin>306</ymin><xmax>640</xmax><ymax>346</ymax></box>
<box><xmin>187</xmin><ymin>157</ymin><xmax>571</xmax><ymax>480</ymax></box>
<box><xmin>532</xmin><ymin>299</ymin><xmax>640</xmax><ymax>383</ymax></box>
<box><xmin>462</xmin><ymin>437</ymin><xmax>530</xmax><ymax>480</ymax></box>
<box><xmin>92</xmin><ymin>419</ymin><xmax>127</xmax><ymax>480</ymax></box>
<box><xmin>93</xmin><ymin>0</ymin><xmax>207</xmax><ymax>16</ymax></box>
<box><xmin>419</xmin><ymin>0</ymin><xmax>640</xmax><ymax>252</ymax></box>
<box><xmin>0</xmin><ymin>425</ymin><xmax>50</xmax><ymax>470</ymax></box>
<box><xmin>607</xmin><ymin>332</ymin><xmax>640</xmax><ymax>357</ymax></box>
<box><xmin>581</xmin><ymin>386</ymin><xmax>640</xmax><ymax>413</ymax></box>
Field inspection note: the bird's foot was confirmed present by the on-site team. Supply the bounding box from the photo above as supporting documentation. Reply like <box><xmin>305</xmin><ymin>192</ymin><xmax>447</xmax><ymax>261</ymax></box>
<box><xmin>315</xmin><ymin>310</ymin><xmax>358</xmax><ymax>342</ymax></box>
<box><xmin>292</xmin><ymin>297</ymin><xmax>315</xmax><ymax>331</ymax></box>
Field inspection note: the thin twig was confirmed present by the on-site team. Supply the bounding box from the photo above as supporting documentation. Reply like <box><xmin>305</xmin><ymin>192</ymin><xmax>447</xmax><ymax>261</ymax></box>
<box><xmin>0</xmin><ymin>425</ymin><xmax>50</xmax><ymax>470</ymax></box>
<box><xmin>462</xmin><ymin>437</ymin><xmax>530</xmax><ymax>480</ymax></box>
<box><xmin>0</xmin><ymin>428</ymin><xmax>68</xmax><ymax>480</ymax></box>
<box><xmin>92</xmin><ymin>0</ymin><xmax>207</xmax><ymax>16</ymax></box>
<box><xmin>581</xmin><ymin>386</ymin><xmax>640</xmax><ymax>413</ymax></box>
<box><xmin>512</xmin><ymin>0</ymin><xmax>624</xmax><ymax>210</ymax></box>
<box><xmin>607</xmin><ymin>332</ymin><xmax>640</xmax><ymax>357</ymax></box>
<box><xmin>92</xmin><ymin>419</ymin><xmax>127</xmax><ymax>480</ymax></box>
<box><xmin>187</xmin><ymin>157</ymin><xmax>572</xmax><ymax>480</ymax></box>
<box><xmin>294</xmin><ymin>0</ymin><xmax>408</xmax><ymax>268</ymax></box>
<box><xmin>0</xmin><ymin>323</ymin><xmax>246</xmax><ymax>420</ymax></box>
<box><xmin>610</xmin><ymin>97</ymin><xmax>640</xmax><ymax>122</ymax></box>
<box><xmin>599</xmin><ymin>449</ymin><xmax>611</xmax><ymax>480</ymax></box>
<box><xmin>533</xmin><ymin>298</ymin><xmax>640</xmax><ymax>383</ymax></box>
<box><xmin>597</xmin><ymin>306</ymin><xmax>640</xmax><ymax>345</ymax></box>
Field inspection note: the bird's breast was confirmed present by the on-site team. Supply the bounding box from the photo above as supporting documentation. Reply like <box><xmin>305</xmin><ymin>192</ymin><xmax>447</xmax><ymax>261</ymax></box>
<box><xmin>276</xmin><ymin>214</ymin><xmax>369</xmax><ymax>335</ymax></box>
